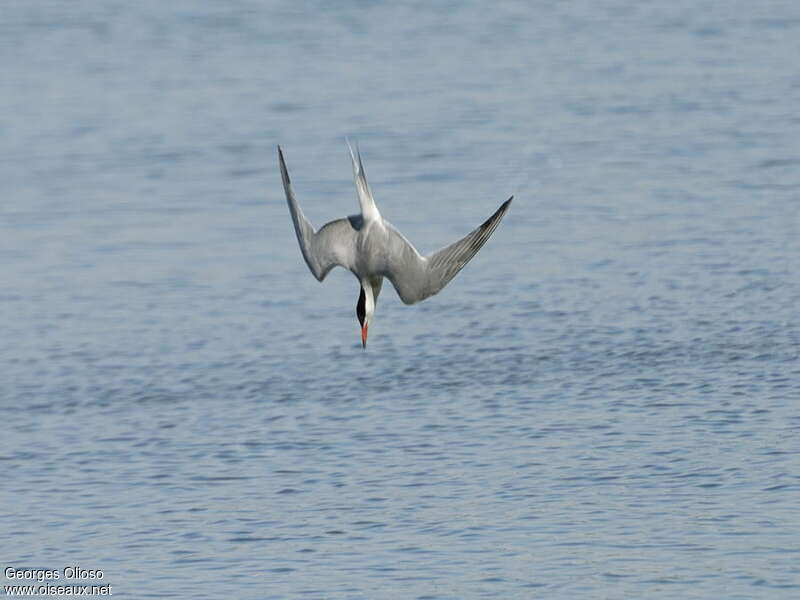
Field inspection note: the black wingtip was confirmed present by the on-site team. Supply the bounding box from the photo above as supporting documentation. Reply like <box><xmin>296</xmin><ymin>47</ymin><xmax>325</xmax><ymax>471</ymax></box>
<box><xmin>496</xmin><ymin>196</ymin><xmax>512</xmax><ymax>216</ymax></box>
<box><xmin>278</xmin><ymin>146</ymin><xmax>290</xmax><ymax>184</ymax></box>
<box><xmin>497</xmin><ymin>196</ymin><xmax>513</xmax><ymax>215</ymax></box>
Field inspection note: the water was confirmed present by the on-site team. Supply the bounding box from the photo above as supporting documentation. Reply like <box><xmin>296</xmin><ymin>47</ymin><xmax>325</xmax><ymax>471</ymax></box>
<box><xmin>2</xmin><ymin>1</ymin><xmax>799</xmax><ymax>598</ymax></box>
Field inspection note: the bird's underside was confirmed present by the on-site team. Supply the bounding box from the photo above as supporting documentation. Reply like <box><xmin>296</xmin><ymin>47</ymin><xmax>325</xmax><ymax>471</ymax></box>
<box><xmin>278</xmin><ymin>144</ymin><xmax>512</xmax><ymax>306</ymax></box>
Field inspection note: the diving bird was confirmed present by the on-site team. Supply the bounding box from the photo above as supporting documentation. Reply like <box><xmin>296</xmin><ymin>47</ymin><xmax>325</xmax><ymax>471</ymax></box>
<box><xmin>278</xmin><ymin>142</ymin><xmax>512</xmax><ymax>348</ymax></box>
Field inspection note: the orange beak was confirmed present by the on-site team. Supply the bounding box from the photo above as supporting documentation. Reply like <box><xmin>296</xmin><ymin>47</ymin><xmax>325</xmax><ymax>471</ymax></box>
<box><xmin>361</xmin><ymin>323</ymin><xmax>368</xmax><ymax>348</ymax></box>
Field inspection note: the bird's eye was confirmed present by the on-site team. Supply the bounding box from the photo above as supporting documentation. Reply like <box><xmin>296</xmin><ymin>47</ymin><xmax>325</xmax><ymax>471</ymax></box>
<box><xmin>356</xmin><ymin>288</ymin><xmax>366</xmax><ymax>326</ymax></box>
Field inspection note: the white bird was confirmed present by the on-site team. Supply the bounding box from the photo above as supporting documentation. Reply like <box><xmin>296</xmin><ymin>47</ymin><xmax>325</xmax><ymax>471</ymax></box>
<box><xmin>278</xmin><ymin>142</ymin><xmax>512</xmax><ymax>348</ymax></box>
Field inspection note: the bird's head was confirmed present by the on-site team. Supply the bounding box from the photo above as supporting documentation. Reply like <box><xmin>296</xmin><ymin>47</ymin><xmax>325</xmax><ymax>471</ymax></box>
<box><xmin>356</xmin><ymin>285</ymin><xmax>375</xmax><ymax>348</ymax></box>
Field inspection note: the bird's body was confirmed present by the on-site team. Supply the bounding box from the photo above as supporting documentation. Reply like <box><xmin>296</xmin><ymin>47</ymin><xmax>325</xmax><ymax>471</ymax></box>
<box><xmin>278</xmin><ymin>142</ymin><xmax>511</xmax><ymax>347</ymax></box>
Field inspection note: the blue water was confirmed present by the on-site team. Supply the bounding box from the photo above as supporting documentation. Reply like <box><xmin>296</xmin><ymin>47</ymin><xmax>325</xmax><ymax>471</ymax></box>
<box><xmin>2</xmin><ymin>1</ymin><xmax>799</xmax><ymax>598</ymax></box>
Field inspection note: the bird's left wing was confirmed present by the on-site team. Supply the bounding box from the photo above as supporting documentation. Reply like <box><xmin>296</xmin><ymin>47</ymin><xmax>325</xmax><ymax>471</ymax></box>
<box><xmin>345</xmin><ymin>139</ymin><xmax>372</xmax><ymax>206</ymax></box>
<box><xmin>279</xmin><ymin>146</ymin><xmax>357</xmax><ymax>281</ymax></box>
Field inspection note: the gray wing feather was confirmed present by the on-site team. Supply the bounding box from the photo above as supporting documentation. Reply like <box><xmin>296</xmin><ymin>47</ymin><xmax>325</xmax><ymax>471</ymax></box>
<box><xmin>279</xmin><ymin>146</ymin><xmax>355</xmax><ymax>281</ymax></box>
<box><xmin>385</xmin><ymin>196</ymin><xmax>512</xmax><ymax>304</ymax></box>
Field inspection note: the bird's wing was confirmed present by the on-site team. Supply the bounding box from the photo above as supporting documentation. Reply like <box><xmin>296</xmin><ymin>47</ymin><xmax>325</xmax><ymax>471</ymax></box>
<box><xmin>383</xmin><ymin>197</ymin><xmax>513</xmax><ymax>304</ymax></box>
<box><xmin>279</xmin><ymin>146</ymin><xmax>357</xmax><ymax>281</ymax></box>
<box><xmin>346</xmin><ymin>138</ymin><xmax>380</xmax><ymax>219</ymax></box>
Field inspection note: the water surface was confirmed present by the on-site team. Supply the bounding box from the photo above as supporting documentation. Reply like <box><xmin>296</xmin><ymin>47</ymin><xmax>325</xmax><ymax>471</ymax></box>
<box><xmin>2</xmin><ymin>1</ymin><xmax>799</xmax><ymax>598</ymax></box>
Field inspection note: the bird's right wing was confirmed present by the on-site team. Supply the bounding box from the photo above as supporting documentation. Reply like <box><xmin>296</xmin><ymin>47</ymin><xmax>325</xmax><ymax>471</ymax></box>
<box><xmin>384</xmin><ymin>197</ymin><xmax>512</xmax><ymax>304</ymax></box>
<box><xmin>279</xmin><ymin>146</ymin><xmax>356</xmax><ymax>281</ymax></box>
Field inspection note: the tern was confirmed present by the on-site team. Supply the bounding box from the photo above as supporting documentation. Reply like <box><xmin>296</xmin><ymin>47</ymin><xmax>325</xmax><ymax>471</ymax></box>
<box><xmin>278</xmin><ymin>143</ymin><xmax>512</xmax><ymax>348</ymax></box>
